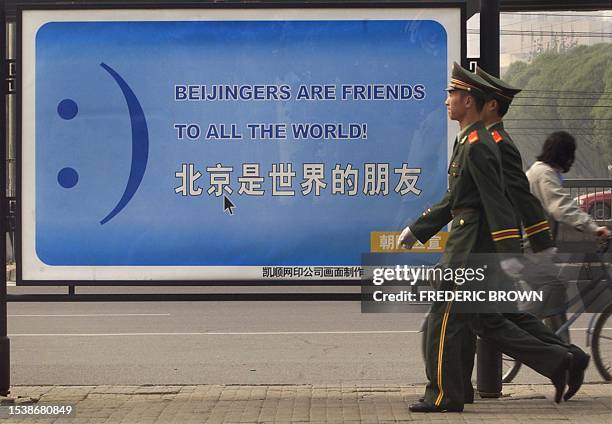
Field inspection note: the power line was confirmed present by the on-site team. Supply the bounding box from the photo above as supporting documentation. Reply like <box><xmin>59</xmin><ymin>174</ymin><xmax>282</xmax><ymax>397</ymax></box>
<box><xmin>509</xmin><ymin>129</ymin><xmax>610</xmax><ymax>132</ymax></box>
<box><xmin>520</xmin><ymin>90</ymin><xmax>612</xmax><ymax>94</ymax></box>
<box><xmin>499</xmin><ymin>15</ymin><xmax>583</xmax><ymax>30</ymax></box>
<box><xmin>511</xmin><ymin>105</ymin><xmax>612</xmax><ymax>107</ymax></box>
<box><xmin>511</xmin><ymin>104</ymin><xmax>611</xmax><ymax>108</ymax></box>
<box><xmin>509</xmin><ymin>127</ymin><xmax>612</xmax><ymax>130</ymax></box>
<box><xmin>467</xmin><ymin>29</ymin><xmax>612</xmax><ymax>37</ymax></box>
<box><xmin>516</xmin><ymin>96</ymin><xmax>612</xmax><ymax>99</ymax></box>
<box><xmin>505</xmin><ymin>118</ymin><xmax>612</xmax><ymax>121</ymax></box>
<box><xmin>501</xmin><ymin>13</ymin><xmax>612</xmax><ymax>18</ymax></box>
<box><xmin>509</xmin><ymin>132</ymin><xmax>609</xmax><ymax>136</ymax></box>
<box><xmin>507</xmin><ymin>125</ymin><xmax>612</xmax><ymax>130</ymax></box>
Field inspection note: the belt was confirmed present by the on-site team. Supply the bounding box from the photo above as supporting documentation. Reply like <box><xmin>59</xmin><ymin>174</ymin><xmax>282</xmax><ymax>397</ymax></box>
<box><xmin>450</xmin><ymin>207</ymin><xmax>479</xmax><ymax>218</ymax></box>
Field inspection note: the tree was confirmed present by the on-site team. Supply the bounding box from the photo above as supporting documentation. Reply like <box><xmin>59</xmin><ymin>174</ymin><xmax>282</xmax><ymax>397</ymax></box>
<box><xmin>503</xmin><ymin>43</ymin><xmax>612</xmax><ymax>178</ymax></box>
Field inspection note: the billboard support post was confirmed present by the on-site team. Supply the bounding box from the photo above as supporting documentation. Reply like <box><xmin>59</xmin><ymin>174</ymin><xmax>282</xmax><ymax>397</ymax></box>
<box><xmin>476</xmin><ymin>0</ymin><xmax>503</xmax><ymax>399</ymax></box>
<box><xmin>0</xmin><ymin>4</ymin><xmax>11</xmax><ymax>397</ymax></box>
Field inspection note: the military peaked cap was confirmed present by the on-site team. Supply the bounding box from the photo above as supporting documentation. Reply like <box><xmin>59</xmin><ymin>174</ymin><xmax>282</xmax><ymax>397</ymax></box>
<box><xmin>446</xmin><ymin>62</ymin><xmax>497</xmax><ymax>100</ymax></box>
<box><xmin>475</xmin><ymin>66</ymin><xmax>522</xmax><ymax>102</ymax></box>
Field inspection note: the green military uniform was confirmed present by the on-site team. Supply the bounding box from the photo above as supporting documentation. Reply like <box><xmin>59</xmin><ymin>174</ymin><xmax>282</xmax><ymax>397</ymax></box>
<box><xmin>475</xmin><ymin>66</ymin><xmax>554</xmax><ymax>253</ymax></box>
<box><xmin>410</xmin><ymin>64</ymin><xmax>522</xmax><ymax>410</ymax></box>
<box><xmin>470</xmin><ymin>118</ymin><xmax>575</xmax><ymax>368</ymax></box>
<box><xmin>485</xmin><ymin>121</ymin><xmax>572</xmax><ymax>341</ymax></box>
<box><xmin>474</xmin><ymin>66</ymin><xmax>583</xmax><ymax>367</ymax></box>
<box><xmin>489</xmin><ymin>122</ymin><xmax>554</xmax><ymax>250</ymax></box>
<box><xmin>413</xmin><ymin>121</ymin><xmax>523</xmax><ymax>410</ymax></box>
<box><xmin>409</xmin><ymin>64</ymin><xmax>571</xmax><ymax>411</ymax></box>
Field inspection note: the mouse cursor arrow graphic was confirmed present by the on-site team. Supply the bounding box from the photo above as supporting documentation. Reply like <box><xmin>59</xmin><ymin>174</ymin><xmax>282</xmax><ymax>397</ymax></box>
<box><xmin>223</xmin><ymin>195</ymin><xmax>235</xmax><ymax>215</ymax></box>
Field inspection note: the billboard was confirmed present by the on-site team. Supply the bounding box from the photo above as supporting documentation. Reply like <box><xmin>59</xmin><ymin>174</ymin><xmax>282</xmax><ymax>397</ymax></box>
<box><xmin>19</xmin><ymin>7</ymin><xmax>461</xmax><ymax>282</ymax></box>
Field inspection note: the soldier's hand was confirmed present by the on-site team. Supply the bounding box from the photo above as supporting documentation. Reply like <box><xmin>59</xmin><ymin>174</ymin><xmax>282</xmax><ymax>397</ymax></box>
<box><xmin>397</xmin><ymin>226</ymin><xmax>417</xmax><ymax>249</ymax></box>
<box><xmin>500</xmin><ymin>257</ymin><xmax>524</xmax><ymax>279</ymax></box>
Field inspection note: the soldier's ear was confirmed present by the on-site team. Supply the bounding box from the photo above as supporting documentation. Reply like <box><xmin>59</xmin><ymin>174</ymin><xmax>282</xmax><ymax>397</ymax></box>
<box><xmin>464</xmin><ymin>93</ymin><xmax>475</xmax><ymax>108</ymax></box>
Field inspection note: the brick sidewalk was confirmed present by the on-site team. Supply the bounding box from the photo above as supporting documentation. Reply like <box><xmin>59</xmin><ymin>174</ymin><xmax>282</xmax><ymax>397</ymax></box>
<box><xmin>1</xmin><ymin>383</ymin><xmax>610</xmax><ymax>423</ymax></box>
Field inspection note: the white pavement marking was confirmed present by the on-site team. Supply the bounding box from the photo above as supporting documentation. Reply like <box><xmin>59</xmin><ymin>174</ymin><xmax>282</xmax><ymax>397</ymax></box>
<box><xmin>8</xmin><ymin>313</ymin><xmax>171</xmax><ymax>317</ymax></box>
<box><xmin>6</xmin><ymin>328</ymin><xmax>611</xmax><ymax>337</ymax></box>
<box><xmin>570</xmin><ymin>327</ymin><xmax>611</xmax><ymax>331</ymax></box>
<box><xmin>8</xmin><ymin>330</ymin><xmax>422</xmax><ymax>337</ymax></box>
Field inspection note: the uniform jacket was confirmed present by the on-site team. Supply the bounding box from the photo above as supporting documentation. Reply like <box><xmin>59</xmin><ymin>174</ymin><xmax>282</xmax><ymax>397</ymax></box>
<box><xmin>410</xmin><ymin>120</ymin><xmax>521</xmax><ymax>262</ymax></box>
<box><xmin>488</xmin><ymin>122</ymin><xmax>554</xmax><ymax>252</ymax></box>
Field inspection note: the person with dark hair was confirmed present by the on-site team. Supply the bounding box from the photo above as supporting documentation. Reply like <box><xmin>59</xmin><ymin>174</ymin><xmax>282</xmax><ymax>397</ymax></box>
<box><xmin>526</xmin><ymin>131</ymin><xmax>610</xmax><ymax>343</ymax></box>
<box><xmin>526</xmin><ymin>131</ymin><xmax>610</xmax><ymax>359</ymax></box>
<box><xmin>536</xmin><ymin>131</ymin><xmax>576</xmax><ymax>173</ymax></box>
<box><xmin>526</xmin><ymin>131</ymin><xmax>610</xmax><ymax>240</ymax></box>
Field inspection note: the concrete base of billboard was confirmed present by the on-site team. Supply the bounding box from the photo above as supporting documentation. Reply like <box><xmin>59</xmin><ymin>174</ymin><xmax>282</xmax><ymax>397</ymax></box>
<box><xmin>4</xmin><ymin>265</ymin><xmax>14</xmax><ymax>283</ymax></box>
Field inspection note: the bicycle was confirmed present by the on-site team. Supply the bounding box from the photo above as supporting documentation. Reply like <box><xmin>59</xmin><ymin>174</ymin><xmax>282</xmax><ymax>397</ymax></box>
<box><xmin>502</xmin><ymin>236</ymin><xmax>612</xmax><ymax>382</ymax></box>
<box><xmin>418</xmin><ymin>237</ymin><xmax>612</xmax><ymax>383</ymax></box>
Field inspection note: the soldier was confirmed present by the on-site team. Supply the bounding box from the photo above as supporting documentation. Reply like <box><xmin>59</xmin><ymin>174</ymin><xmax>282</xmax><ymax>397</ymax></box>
<box><xmin>399</xmin><ymin>63</ymin><xmax>575</xmax><ymax>412</ymax></box>
<box><xmin>476</xmin><ymin>66</ymin><xmax>590</xmax><ymax>401</ymax></box>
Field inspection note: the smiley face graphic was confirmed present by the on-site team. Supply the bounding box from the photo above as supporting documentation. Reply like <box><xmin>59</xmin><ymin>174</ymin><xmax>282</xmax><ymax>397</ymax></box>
<box><xmin>56</xmin><ymin>63</ymin><xmax>149</xmax><ymax>225</ymax></box>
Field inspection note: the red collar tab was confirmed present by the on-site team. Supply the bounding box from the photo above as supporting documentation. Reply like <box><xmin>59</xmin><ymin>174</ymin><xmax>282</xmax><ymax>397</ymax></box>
<box><xmin>468</xmin><ymin>130</ymin><xmax>479</xmax><ymax>144</ymax></box>
<box><xmin>492</xmin><ymin>130</ymin><xmax>503</xmax><ymax>144</ymax></box>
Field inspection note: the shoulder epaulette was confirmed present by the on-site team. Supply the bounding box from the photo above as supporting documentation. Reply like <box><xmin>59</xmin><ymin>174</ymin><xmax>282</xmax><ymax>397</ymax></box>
<box><xmin>492</xmin><ymin>130</ymin><xmax>503</xmax><ymax>144</ymax></box>
<box><xmin>468</xmin><ymin>130</ymin><xmax>479</xmax><ymax>144</ymax></box>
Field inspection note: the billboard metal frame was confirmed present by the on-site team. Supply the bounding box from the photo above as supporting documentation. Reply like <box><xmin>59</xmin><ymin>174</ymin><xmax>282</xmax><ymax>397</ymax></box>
<box><xmin>13</xmin><ymin>1</ymin><xmax>466</xmax><ymax>286</ymax></box>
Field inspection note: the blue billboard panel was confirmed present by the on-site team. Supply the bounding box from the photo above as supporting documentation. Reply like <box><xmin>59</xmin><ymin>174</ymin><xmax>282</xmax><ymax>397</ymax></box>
<box><xmin>21</xmin><ymin>9</ymin><xmax>460</xmax><ymax>280</ymax></box>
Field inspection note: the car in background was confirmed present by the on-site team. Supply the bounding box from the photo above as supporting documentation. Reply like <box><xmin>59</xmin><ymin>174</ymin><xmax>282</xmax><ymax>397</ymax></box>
<box><xmin>576</xmin><ymin>190</ymin><xmax>612</xmax><ymax>220</ymax></box>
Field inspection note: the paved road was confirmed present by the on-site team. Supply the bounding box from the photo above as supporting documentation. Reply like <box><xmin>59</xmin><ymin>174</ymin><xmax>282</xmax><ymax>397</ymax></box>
<box><xmin>5</xmin><ymin>286</ymin><xmax>603</xmax><ymax>386</ymax></box>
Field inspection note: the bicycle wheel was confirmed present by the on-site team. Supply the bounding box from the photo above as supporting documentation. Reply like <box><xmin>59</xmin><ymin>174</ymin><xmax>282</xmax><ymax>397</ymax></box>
<box><xmin>591</xmin><ymin>303</ymin><xmax>612</xmax><ymax>381</ymax></box>
<box><xmin>502</xmin><ymin>355</ymin><xmax>522</xmax><ymax>383</ymax></box>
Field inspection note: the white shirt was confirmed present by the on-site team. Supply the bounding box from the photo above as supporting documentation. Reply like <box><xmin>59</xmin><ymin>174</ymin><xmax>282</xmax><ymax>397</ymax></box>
<box><xmin>525</xmin><ymin>161</ymin><xmax>599</xmax><ymax>235</ymax></box>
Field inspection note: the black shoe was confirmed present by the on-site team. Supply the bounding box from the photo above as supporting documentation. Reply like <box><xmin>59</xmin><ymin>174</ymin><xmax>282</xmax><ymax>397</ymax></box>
<box><xmin>409</xmin><ymin>401</ymin><xmax>463</xmax><ymax>413</ymax></box>
<box><xmin>419</xmin><ymin>396</ymin><xmax>473</xmax><ymax>404</ymax></box>
<box><xmin>550</xmin><ymin>352</ymin><xmax>572</xmax><ymax>403</ymax></box>
<box><xmin>564</xmin><ymin>349</ymin><xmax>590</xmax><ymax>401</ymax></box>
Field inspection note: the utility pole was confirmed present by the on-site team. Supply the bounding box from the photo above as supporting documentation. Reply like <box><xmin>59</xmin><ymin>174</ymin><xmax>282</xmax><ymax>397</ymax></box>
<box><xmin>476</xmin><ymin>0</ymin><xmax>503</xmax><ymax>399</ymax></box>
<box><xmin>0</xmin><ymin>4</ymin><xmax>10</xmax><ymax>396</ymax></box>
